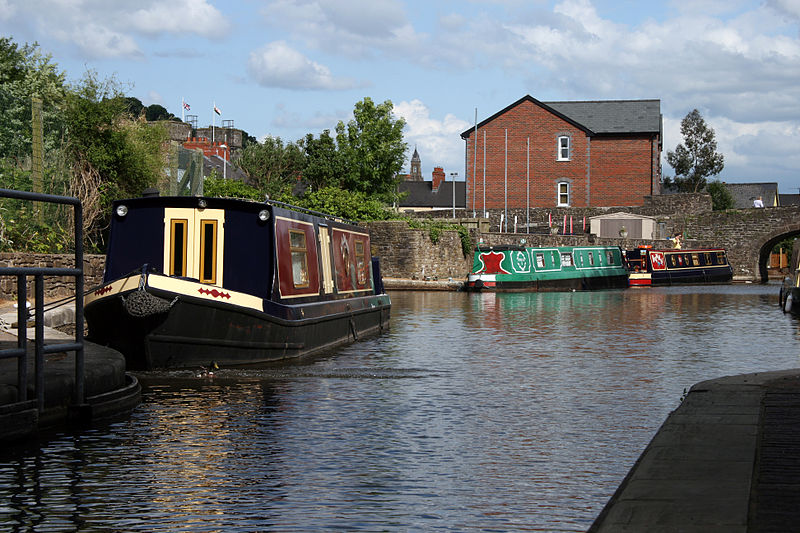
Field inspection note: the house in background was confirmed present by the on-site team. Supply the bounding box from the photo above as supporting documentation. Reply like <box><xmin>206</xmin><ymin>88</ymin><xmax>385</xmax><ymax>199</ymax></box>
<box><xmin>779</xmin><ymin>193</ymin><xmax>800</xmax><ymax>206</ymax></box>
<box><xmin>723</xmin><ymin>182</ymin><xmax>779</xmax><ymax>208</ymax></box>
<box><xmin>460</xmin><ymin>95</ymin><xmax>662</xmax><ymax>211</ymax></box>
<box><xmin>397</xmin><ymin>148</ymin><xmax>465</xmax><ymax>212</ymax></box>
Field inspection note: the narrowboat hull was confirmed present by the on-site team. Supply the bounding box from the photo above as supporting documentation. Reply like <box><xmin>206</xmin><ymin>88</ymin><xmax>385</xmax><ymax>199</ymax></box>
<box><xmin>85</xmin><ymin>273</ymin><xmax>391</xmax><ymax>370</ymax></box>
<box><xmin>465</xmin><ymin>245</ymin><xmax>629</xmax><ymax>292</ymax></box>
<box><xmin>624</xmin><ymin>248</ymin><xmax>733</xmax><ymax>287</ymax></box>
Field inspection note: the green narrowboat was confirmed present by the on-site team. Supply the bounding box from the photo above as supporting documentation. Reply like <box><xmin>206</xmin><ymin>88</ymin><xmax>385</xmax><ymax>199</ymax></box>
<box><xmin>464</xmin><ymin>244</ymin><xmax>629</xmax><ymax>292</ymax></box>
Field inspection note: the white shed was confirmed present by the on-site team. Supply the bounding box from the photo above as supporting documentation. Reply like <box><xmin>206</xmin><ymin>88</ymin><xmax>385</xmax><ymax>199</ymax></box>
<box><xmin>589</xmin><ymin>212</ymin><xmax>658</xmax><ymax>239</ymax></box>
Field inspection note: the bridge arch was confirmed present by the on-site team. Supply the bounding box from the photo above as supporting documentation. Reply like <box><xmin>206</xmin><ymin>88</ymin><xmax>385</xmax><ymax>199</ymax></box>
<box><xmin>754</xmin><ymin>224</ymin><xmax>800</xmax><ymax>283</ymax></box>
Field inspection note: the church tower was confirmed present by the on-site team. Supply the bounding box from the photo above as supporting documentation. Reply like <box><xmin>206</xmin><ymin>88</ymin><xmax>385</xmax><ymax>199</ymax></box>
<box><xmin>409</xmin><ymin>146</ymin><xmax>422</xmax><ymax>181</ymax></box>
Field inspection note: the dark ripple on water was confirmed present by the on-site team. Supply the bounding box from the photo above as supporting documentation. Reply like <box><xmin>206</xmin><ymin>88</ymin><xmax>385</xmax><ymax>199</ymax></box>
<box><xmin>1</xmin><ymin>284</ymin><xmax>799</xmax><ymax>531</ymax></box>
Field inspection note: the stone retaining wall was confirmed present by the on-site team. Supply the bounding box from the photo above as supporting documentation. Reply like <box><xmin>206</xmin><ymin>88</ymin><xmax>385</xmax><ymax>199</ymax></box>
<box><xmin>0</xmin><ymin>253</ymin><xmax>105</xmax><ymax>301</ymax></box>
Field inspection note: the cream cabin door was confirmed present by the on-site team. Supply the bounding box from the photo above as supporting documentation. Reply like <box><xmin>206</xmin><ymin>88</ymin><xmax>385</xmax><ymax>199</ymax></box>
<box><xmin>163</xmin><ymin>208</ymin><xmax>225</xmax><ymax>285</ymax></box>
<box><xmin>318</xmin><ymin>225</ymin><xmax>334</xmax><ymax>294</ymax></box>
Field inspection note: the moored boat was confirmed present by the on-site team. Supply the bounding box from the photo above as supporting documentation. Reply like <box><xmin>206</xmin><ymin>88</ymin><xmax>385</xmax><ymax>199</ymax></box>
<box><xmin>780</xmin><ymin>247</ymin><xmax>800</xmax><ymax>314</ymax></box>
<box><xmin>464</xmin><ymin>244</ymin><xmax>629</xmax><ymax>292</ymax></box>
<box><xmin>84</xmin><ymin>194</ymin><xmax>391</xmax><ymax>369</ymax></box>
<box><xmin>623</xmin><ymin>246</ymin><xmax>733</xmax><ymax>286</ymax></box>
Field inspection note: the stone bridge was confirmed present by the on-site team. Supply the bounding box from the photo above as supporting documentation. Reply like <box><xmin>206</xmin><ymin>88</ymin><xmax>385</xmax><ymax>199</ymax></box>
<box><xmin>667</xmin><ymin>205</ymin><xmax>800</xmax><ymax>282</ymax></box>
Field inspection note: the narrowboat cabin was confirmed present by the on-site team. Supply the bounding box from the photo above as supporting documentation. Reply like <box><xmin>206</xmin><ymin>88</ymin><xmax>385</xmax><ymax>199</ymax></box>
<box><xmin>624</xmin><ymin>247</ymin><xmax>733</xmax><ymax>286</ymax></box>
<box><xmin>84</xmin><ymin>195</ymin><xmax>391</xmax><ymax>370</ymax></box>
<box><xmin>465</xmin><ymin>245</ymin><xmax>629</xmax><ymax>292</ymax></box>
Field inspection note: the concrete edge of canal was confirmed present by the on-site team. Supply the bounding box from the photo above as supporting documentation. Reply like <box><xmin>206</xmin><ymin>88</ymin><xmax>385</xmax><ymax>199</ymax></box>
<box><xmin>0</xmin><ymin>305</ymin><xmax>141</xmax><ymax>446</ymax></box>
<box><xmin>589</xmin><ymin>367</ymin><xmax>800</xmax><ymax>532</ymax></box>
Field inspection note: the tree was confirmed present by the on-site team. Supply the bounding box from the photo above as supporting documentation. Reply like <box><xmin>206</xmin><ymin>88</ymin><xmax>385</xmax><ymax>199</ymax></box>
<box><xmin>63</xmin><ymin>71</ymin><xmax>168</xmax><ymax>248</ymax></box>
<box><xmin>234</xmin><ymin>135</ymin><xmax>305</xmax><ymax>197</ymax></box>
<box><xmin>705</xmin><ymin>180</ymin><xmax>734</xmax><ymax>211</ymax></box>
<box><xmin>335</xmin><ymin>97</ymin><xmax>407</xmax><ymax>201</ymax></box>
<box><xmin>0</xmin><ymin>37</ymin><xmax>66</xmax><ymax>163</ymax></box>
<box><xmin>666</xmin><ymin>109</ymin><xmax>724</xmax><ymax>192</ymax></box>
<box><xmin>300</xmin><ymin>129</ymin><xmax>344</xmax><ymax>191</ymax></box>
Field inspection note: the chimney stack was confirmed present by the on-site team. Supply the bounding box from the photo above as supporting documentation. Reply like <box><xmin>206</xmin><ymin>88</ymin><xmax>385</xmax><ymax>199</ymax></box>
<box><xmin>432</xmin><ymin>167</ymin><xmax>445</xmax><ymax>191</ymax></box>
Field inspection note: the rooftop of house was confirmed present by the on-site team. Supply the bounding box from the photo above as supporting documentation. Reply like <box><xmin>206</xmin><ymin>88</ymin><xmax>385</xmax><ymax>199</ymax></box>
<box><xmin>461</xmin><ymin>95</ymin><xmax>662</xmax><ymax>138</ymax></box>
<box><xmin>723</xmin><ymin>182</ymin><xmax>779</xmax><ymax>208</ymax></box>
<box><xmin>399</xmin><ymin>181</ymin><xmax>466</xmax><ymax>208</ymax></box>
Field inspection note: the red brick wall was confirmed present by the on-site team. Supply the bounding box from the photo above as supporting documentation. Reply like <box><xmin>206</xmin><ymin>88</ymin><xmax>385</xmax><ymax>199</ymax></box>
<box><xmin>464</xmin><ymin>100</ymin><xmax>659</xmax><ymax>209</ymax></box>
<box><xmin>589</xmin><ymin>135</ymin><xmax>656</xmax><ymax>206</ymax></box>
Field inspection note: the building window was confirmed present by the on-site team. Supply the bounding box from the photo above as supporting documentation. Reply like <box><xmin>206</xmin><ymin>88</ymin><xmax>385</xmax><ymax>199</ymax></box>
<box><xmin>557</xmin><ymin>182</ymin><xmax>570</xmax><ymax>206</ymax></box>
<box><xmin>557</xmin><ymin>136</ymin><xmax>570</xmax><ymax>161</ymax></box>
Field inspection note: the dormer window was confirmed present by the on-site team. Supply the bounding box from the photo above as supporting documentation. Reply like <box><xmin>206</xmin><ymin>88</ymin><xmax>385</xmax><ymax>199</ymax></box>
<box><xmin>557</xmin><ymin>136</ymin><xmax>570</xmax><ymax>161</ymax></box>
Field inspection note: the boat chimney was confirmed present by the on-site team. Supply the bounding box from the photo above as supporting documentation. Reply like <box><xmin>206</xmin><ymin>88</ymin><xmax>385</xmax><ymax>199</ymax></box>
<box><xmin>142</xmin><ymin>187</ymin><xmax>160</xmax><ymax>198</ymax></box>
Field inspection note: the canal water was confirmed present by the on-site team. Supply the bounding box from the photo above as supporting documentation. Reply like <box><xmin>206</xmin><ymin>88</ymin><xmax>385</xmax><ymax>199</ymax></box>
<box><xmin>2</xmin><ymin>284</ymin><xmax>800</xmax><ymax>531</ymax></box>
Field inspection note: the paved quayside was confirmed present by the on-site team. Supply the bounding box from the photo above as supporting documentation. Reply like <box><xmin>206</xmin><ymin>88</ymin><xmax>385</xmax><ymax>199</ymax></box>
<box><xmin>590</xmin><ymin>369</ymin><xmax>800</xmax><ymax>532</ymax></box>
<box><xmin>0</xmin><ymin>303</ymin><xmax>140</xmax><ymax>444</ymax></box>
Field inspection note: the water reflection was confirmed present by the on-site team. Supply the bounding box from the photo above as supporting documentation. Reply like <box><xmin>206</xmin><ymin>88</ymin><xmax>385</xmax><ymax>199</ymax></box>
<box><xmin>1</xmin><ymin>284</ymin><xmax>799</xmax><ymax>531</ymax></box>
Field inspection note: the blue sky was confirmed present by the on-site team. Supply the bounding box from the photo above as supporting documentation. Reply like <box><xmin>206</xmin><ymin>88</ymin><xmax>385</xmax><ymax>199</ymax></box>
<box><xmin>2</xmin><ymin>0</ymin><xmax>799</xmax><ymax>192</ymax></box>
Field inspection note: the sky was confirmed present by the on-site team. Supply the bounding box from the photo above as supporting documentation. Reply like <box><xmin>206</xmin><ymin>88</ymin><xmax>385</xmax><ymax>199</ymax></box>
<box><xmin>2</xmin><ymin>0</ymin><xmax>799</xmax><ymax>193</ymax></box>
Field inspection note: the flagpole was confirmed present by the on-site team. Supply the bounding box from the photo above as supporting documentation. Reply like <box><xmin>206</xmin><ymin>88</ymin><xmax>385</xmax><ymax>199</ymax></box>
<box><xmin>181</xmin><ymin>97</ymin><xmax>185</xmax><ymax>122</ymax></box>
<box><xmin>212</xmin><ymin>101</ymin><xmax>216</xmax><ymax>143</ymax></box>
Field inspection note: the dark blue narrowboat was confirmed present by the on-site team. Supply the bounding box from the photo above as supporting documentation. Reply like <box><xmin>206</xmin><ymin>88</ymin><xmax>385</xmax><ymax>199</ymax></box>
<box><xmin>624</xmin><ymin>246</ymin><xmax>733</xmax><ymax>286</ymax></box>
<box><xmin>84</xmin><ymin>194</ymin><xmax>391</xmax><ymax>369</ymax></box>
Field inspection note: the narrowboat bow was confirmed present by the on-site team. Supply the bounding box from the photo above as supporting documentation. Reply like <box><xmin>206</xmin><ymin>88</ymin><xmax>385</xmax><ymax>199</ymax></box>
<box><xmin>465</xmin><ymin>245</ymin><xmax>629</xmax><ymax>292</ymax></box>
<box><xmin>84</xmin><ymin>195</ymin><xmax>391</xmax><ymax>369</ymax></box>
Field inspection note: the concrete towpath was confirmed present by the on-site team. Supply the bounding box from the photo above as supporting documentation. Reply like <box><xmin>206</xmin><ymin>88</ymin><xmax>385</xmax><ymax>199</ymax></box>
<box><xmin>590</xmin><ymin>369</ymin><xmax>800</xmax><ymax>532</ymax></box>
<box><xmin>0</xmin><ymin>302</ymin><xmax>141</xmax><ymax>444</ymax></box>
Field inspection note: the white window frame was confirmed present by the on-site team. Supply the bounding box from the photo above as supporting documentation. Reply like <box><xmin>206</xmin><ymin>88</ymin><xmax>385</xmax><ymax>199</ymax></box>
<box><xmin>557</xmin><ymin>135</ymin><xmax>570</xmax><ymax>161</ymax></box>
<box><xmin>557</xmin><ymin>181</ymin><xmax>570</xmax><ymax>207</ymax></box>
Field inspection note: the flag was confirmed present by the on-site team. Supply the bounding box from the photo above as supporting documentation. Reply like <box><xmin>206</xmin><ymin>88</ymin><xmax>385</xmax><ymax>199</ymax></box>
<box><xmin>214</xmin><ymin>105</ymin><xmax>221</xmax><ymax>115</ymax></box>
<box><xmin>183</xmin><ymin>101</ymin><xmax>190</xmax><ymax>110</ymax></box>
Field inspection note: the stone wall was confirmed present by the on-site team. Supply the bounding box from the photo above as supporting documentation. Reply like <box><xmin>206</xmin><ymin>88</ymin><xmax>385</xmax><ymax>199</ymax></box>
<box><xmin>0</xmin><ymin>253</ymin><xmax>105</xmax><ymax>302</ymax></box>
<box><xmin>405</xmin><ymin>193</ymin><xmax>712</xmax><ymax>234</ymax></box>
<box><xmin>366</xmin><ymin>221</ymin><xmax>472</xmax><ymax>280</ymax></box>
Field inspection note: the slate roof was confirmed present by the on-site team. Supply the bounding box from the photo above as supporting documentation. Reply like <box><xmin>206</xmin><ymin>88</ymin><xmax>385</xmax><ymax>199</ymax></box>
<box><xmin>780</xmin><ymin>194</ymin><xmax>800</xmax><ymax>206</ymax></box>
<box><xmin>461</xmin><ymin>95</ymin><xmax>661</xmax><ymax>138</ymax></box>
<box><xmin>399</xmin><ymin>181</ymin><xmax>466</xmax><ymax>209</ymax></box>
<box><xmin>723</xmin><ymin>182</ymin><xmax>779</xmax><ymax>209</ymax></box>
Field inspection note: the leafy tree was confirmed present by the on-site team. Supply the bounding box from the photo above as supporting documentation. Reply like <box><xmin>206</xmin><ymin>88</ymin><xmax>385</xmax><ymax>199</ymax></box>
<box><xmin>297</xmin><ymin>186</ymin><xmax>393</xmax><ymax>221</ymax></box>
<box><xmin>204</xmin><ymin>175</ymin><xmax>263</xmax><ymax>201</ymax></box>
<box><xmin>705</xmin><ymin>180</ymin><xmax>734</xmax><ymax>211</ymax></box>
<box><xmin>300</xmin><ymin>129</ymin><xmax>343</xmax><ymax>191</ymax></box>
<box><xmin>235</xmin><ymin>135</ymin><xmax>305</xmax><ymax>198</ymax></box>
<box><xmin>335</xmin><ymin>97</ymin><xmax>407</xmax><ymax>201</ymax></box>
<box><xmin>63</xmin><ymin>71</ymin><xmax>168</xmax><ymax>248</ymax></box>
<box><xmin>0</xmin><ymin>37</ymin><xmax>67</xmax><ymax>163</ymax></box>
<box><xmin>665</xmin><ymin>109</ymin><xmax>724</xmax><ymax>192</ymax></box>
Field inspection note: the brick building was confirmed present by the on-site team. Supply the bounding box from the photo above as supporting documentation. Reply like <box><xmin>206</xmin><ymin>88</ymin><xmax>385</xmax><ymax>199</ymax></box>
<box><xmin>461</xmin><ymin>95</ymin><xmax>662</xmax><ymax>211</ymax></box>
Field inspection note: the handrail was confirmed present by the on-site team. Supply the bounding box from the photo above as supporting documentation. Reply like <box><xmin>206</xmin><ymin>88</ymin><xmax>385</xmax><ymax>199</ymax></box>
<box><xmin>0</xmin><ymin>188</ymin><xmax>85</xmax><ymax>411</ymax></box>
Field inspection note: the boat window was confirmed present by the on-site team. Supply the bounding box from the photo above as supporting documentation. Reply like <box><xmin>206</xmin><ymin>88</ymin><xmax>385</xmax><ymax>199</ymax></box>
<box><xmin>717</xmin><ymin>251</ymin><xmax>726</xmax><ymax>264</ymax></box>
<box><xmin>607</xmin><ymin>250</ymin><xmax>615</xmax><ymax>264</ymax></box>
<box><xmin>199</xmin><ymin>220</ymin><xmax>217</xmax><ymax>284</ymax></box>
<box><xmin>355</xmin><ymin>239</ymin><xmax>367</xmax><ymax>286</ymax></box>
<box><xmin>536</xmin><ymin>253</ymin><xmax>545</xmax><ymax>268</ymax></box>
<box><xmin>692</xmin><ymin>253</ymin><xmax>699</xmax><ymax>266</ymax></box>
<box><xmin>289</xmin><ymin>230</ymin><xmax>310</xmax><ymax>288</ymax></box>
<box><xmin>704</xmin><ymin>252</ymin><xmax>712</xmax><ymax>265</ymax></box>
<box><xmin>560</xmin><ymin>252</ymin><xmax>573</xmax><ymax>266</ymax></box>
<box><xmin>588</xmin><ymin>252</ymin><xmax>595</xmax><ymax>266</ymax></box>
<box><xmin>169</xmin><ymin>219</ymin><xmax>188</xmax><ymax>277</ymax></box>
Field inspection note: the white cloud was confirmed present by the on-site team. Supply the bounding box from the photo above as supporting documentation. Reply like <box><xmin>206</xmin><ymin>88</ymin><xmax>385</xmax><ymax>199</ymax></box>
<box><xmin>261</xmin><ymin>0</ymin><xmax>423</xmax><ymax>59</ymax></box>
<box><xmin>247</xmin><ymin>41</ymin><xmax>359</xmax><ymax>90</ymax></box>
<box><xmin>130</xmin><ymin>0</ymin><xmax>229</xmax><ymax>37</ymax></box>
<box><xmin>393</xmin><ymin>99</ymin><xmax>471</xmax><ymax>175</ymax></box>
<box><xmin>0</xmin><ymin>0</ymin><xmax>230</xmax><ymax>58</ymax></box>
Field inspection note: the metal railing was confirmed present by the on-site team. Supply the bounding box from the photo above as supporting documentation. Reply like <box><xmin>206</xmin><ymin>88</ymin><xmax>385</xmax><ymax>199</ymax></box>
<box><xmin>0</xmin><ymin>188</ymin><xmax>85</xmax><ymax>411</ymax></box>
